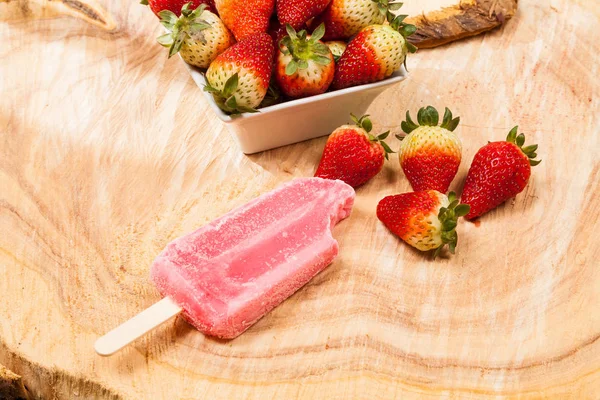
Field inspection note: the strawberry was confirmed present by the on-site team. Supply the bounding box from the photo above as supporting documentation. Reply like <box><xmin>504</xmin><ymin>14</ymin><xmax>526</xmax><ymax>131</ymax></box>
<box><xmin>142</xmin><ymin>0</ymin><xmax>216</xmax><ymax>18</ymax></box>
<box><xmin>331</xmin><ymin>14</ymin><xmax>416</xmax><ymax>90</ymax></box>
<box><xmin>276</xmin><ymin>0</ymin><xmax>331</xmax><ymax>30</ymax></box>
<box><xmin>397</xmin><ymin>106</ymin><xmax>462</xmax><ymax>193</ymax></box>
<box><xmin>377</xmin><ymin>191</ymin><xmax>470</xmax><ymax>256</ymax></box>
<box><xmin>157</xmin><ymin>3</ymin><xmax>234</xmax><ymax>69</ymax></box>
<box><xmin>325</xmin><ymin>41</ymin><xmax>346</xmax><ymax>62</ymax></box>
<box><xmin>204</xmin><ymin>32</ymin><xmax>274</xmax><ymax>114</ymax></box>
<box><xmin>311</xmin><ymin>0</ymin><xmax>404</xmax><ymax>40</ymax></box>
<box><xmin>315</xmin><ymin>114</ymin><xmax>394</xmax><ymax>188</ymax></box>
<box><xmin>215</xmin><ymin>0</ymin><xmax>275</xmax><ymax>41</ymax></box>
<box><xmin>461</xmin><ymin>126</ymin><xmax>541</xmax><ymax>220</ymax></box>
<box><xmin>268</xmin><ymin>19</ymin><xmax>289</xmax><ymax>51</ymax></box>
<box><xmin>275</xmin><ymin>24</ymin><xmax>334</xmax><ymax>98</ymax></box>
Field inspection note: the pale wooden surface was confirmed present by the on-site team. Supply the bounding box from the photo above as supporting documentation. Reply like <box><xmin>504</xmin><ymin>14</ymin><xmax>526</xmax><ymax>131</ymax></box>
<box><xmin>1</xmin><ymin>0</ymin><xmax>599</xmax><ymax>399</ymax></box>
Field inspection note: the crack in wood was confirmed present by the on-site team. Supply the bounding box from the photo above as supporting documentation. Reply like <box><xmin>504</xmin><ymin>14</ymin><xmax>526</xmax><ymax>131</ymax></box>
<box><xmin>59</xmin><ymin>0</ymin><xmax>104</xmax><ymax>24</ymax></box>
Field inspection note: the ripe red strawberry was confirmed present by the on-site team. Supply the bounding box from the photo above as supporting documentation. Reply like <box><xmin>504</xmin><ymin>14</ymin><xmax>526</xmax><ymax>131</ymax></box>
<box><xmin>204</xmin><ymin>32</ymin><xmax>274</xmax><ymax>114</ymax></box>
<box><xmin>268</xmin><ymin>19</ymin><xmax>289</xmax><ymax>51</ymax></box>
<box><xmin>311</xmin><ymin>0</ymin><xmax>404</xmax><ymax>40</ymax></box>
<box><xmin>377</xmin><ymin>191</ymin><xmax>470</xmax><ymax>256</ymax></box>
<box><xmin>276</xmin><ymin>0</ymin><xmax>331</xmax><ymax>30</ymax></box>
<box><xmin>461</xmin><ymin>127</ymin><xmax>541</xmax><ymax>220</ymax></box>
<box><xmin>157</xmin><ymin>3</ymin><xmax>234</xmax><ymax>68</ymax></box>
<box><xmin>315</xmin><ymin>114</ymin><xmax>394</xmax><ymax>188</ymax></box>
<box><xmin>275</xmin><ymin>24</ymin><xmax>334</xmax><ymax>98</ymax></box>
<box><xmin>142</xmin><ymin>0</ymin><xmax>216</xmax><ymax>17</ymax></box>
<box><xmin>332</xmin><ymin>15</ymin><xmax>416</xmax><ymax>90</ymax></box>
<box><xmin>397</xmin><ymin>106</ymin><xmax>462</xmax><ymax>193</ymax></box>
<box><xmin>215</xmin><ymin>0</ymin><xmax>275</xmax><ymax>41</ymax></box>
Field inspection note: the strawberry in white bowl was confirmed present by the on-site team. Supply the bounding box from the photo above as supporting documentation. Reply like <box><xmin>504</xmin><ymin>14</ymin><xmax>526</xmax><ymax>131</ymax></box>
<box><xmin>149</xmin><ymin>0</ymin><xmax>416</xmax><ymax>153</ymax></box>
<box><xmin>275</xmin><ymin>24</ymin><xmax>335</xmax><ymax>99</ymax></box>
<box><xmin>157</xmin><ymin>3</ymin><xmax>233</xmax><ymax>68</ymax></box>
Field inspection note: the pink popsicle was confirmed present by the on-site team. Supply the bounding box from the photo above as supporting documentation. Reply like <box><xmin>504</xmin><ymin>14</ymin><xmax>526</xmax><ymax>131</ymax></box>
<box><xmin>150</xmin><ymin>177</ymin><xmax>355</xmax><ymax>339</ymax></box>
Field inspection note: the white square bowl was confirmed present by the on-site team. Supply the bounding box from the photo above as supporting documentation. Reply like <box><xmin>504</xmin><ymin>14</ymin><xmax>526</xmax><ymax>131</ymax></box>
<box><xmin>185</xmin><ymin>63</ymin><xmax>408</xmax><ymax>154</ymax></box>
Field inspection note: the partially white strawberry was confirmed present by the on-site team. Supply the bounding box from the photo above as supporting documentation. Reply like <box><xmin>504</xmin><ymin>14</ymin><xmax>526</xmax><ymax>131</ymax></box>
<box><xmin>332</xmin><ymin>14</ymin><xmax>416</xmax><ymax>89</ymax></box>
<box><xmin>204</xmin><ymin>32</ymin><xmax>274</xmax><ymax>114</ymax></box>
<box><xmin>157</xmin><ymin>3</ymin><xmax>234</xmax><ymax>69</ymax></box>
<box><xmin>325</xmin><ymin>40</ymin><xmax>346</xmax><ymax>62</ymax></box>
<box><xmin>311</xmin><ymin>0</ymin><xmax>405</xmax><ymax>40</ymax></box>
<box><xmin>398</xmin><ymin>106</ymin><xmax>462</xmax><ymax>193</ymax></box>
<box><xmin>275</xmin><ymin>24</ymin><xmax>334</xmax><ymax>98</ymax></box>
<box><xmin>377</xmin><ymin>191</ymin><xmax>470</xmax><ymax>257</ymax></box>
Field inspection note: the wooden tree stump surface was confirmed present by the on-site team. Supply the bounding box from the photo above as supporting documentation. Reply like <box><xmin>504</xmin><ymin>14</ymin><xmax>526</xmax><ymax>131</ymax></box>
<box><xmin>1</xmin><ymin>0</ymin><xmax>599</xmax><ymax>398</ymax></box>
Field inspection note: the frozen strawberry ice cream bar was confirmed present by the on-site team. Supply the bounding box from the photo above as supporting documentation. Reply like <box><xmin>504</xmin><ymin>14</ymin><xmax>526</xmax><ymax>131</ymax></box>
<box><xmin>150</xmin><ymin>177</ymin><xmax>355</xmax><ymax>339</ymax></box>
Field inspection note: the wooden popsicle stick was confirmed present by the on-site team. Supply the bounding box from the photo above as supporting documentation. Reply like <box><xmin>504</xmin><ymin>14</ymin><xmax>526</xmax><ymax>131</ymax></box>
<box><xmin>94</xmin><ymin>297</ymin><xmax>182</xmax><ymax>356</ymax></box>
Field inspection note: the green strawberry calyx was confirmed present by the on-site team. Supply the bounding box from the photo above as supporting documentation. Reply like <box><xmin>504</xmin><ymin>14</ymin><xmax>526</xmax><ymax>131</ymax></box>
<box><xmin>373</xmin><ymin>0</ymin><xmax>416</xmax><ymax>50</ymax></box>
<box><xmin>350</xmin><ymin>113</ymin><xmax>395</xmax><ymax>160</ymax></box>
<box><xmin>280</xmin><ymin>24</ymin><xmax>332</xmax><ymax>75</ymax></box>
<box><xmin>383</xmin><ymin>5</ymin><xmax>418</xmax><ymax>54</ymax></box>
<box><xmin>433</xmin><ymin>191</ymin><xmax>470</xmax><ymax>258</ymax></box>
<box><xmin>204</xmin><ymin>73</ymin><xmax>259</xmax><ymax>115</ymax></box>
<box><xmin>157</xmin><ymin>3</ymin><xmax>212</xmax><ymax>58</ymax></box>
<box><xmin>397</xmin><ymin>106</ymin><xmax>460</xmax><ymax>140</ymax></box>
<box><xmin>372</xmin><ymin>0</ymin><xmax>403</xmax><ymax>16</ymax></box>
<box><xmin>259</xmin><ymin>78</ymin><xmax>282</xmax><ymax>108</ymax></box>
<box><xmin>506</xmin><ymin>126</ymin><xmax>542</xmax><ymax>166</ymax></box>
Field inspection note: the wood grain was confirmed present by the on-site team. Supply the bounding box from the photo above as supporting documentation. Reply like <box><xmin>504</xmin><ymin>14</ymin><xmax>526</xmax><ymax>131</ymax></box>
<box><xmin>1</xmin><ymin>0</ymin><xmax>599</xmax><ymax>398</ymax></box>
<box><xmin>0</xmin><ymin>0</ymin><xmax>115</xmax><ymax>30</ymax></box>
